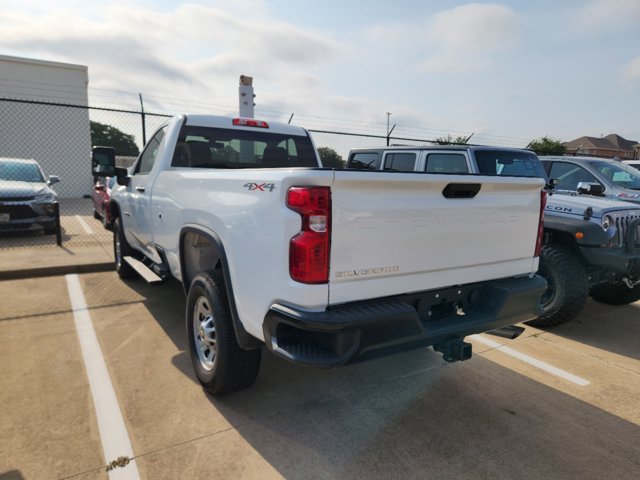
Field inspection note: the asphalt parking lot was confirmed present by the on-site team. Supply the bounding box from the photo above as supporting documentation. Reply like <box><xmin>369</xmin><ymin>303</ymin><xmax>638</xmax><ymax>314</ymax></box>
<box><xmin>1</xmin><ymin>272</ymin><xmax>639</xmax><ymax>480</ymax></box>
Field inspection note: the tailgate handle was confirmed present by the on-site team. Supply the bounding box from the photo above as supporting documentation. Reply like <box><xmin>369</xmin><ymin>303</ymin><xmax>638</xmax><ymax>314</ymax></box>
<box><xmin>442</xmin><ymin>183</ymin><xmax>481</xmax><ymax>199</ymax></box>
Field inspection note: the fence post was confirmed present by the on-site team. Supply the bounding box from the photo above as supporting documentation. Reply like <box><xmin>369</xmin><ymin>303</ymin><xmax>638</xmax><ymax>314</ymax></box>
<box><xmin>139</xmin><ymin>93</ymin><xmax>146</xmax><ymax>145</ymax></box>
<box><xmin>386</xmin><ymin>124</ymin><xmax>396</xmax><ymax>146</ymax></box>
<box><xmin>54</xmin><ymin>202</ymin><xmax>62</xmax><ymax>246</ymax></box>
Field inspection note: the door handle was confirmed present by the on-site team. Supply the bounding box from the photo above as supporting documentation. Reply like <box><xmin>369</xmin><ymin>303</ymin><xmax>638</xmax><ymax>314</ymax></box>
<box><xmin>442</xmin><ymin>183</ymin><xmax>481</xmax><ymax>199</ymax></box>
<box><xmin>135</xmin><ymin>186</ymin><xmax>146</xmax><ymax>193</ymax></box>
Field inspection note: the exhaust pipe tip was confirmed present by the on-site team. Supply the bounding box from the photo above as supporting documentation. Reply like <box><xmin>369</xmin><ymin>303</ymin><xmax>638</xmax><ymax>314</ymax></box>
<box><xmin>487</xmin><ymin>325</ymin><xmax>525</xmax><ymax>340</ymax></box>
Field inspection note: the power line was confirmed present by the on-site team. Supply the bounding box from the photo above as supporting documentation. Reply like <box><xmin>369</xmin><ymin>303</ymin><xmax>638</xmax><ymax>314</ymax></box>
<box><xmin>0</xmin><ymin>79</ymin><xmax>538</xmax><ymax>146</ymax></box>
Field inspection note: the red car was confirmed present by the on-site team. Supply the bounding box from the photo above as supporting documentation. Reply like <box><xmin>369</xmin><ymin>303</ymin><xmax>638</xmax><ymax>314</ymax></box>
<box><xmin>92</xmin><ymin>176</ymin><xmax>115</xmax><ymax>229</ymax></box>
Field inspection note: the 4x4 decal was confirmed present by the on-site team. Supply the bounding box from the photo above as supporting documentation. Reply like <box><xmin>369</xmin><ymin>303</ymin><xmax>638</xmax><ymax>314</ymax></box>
<box><xmin>244</xmin><ymin>182</ymin><xmax>276</xmax><ymax>192</ymax></box>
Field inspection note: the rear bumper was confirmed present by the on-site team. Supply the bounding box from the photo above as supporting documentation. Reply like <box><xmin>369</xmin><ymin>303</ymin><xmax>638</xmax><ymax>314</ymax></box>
<box><xmin>263</xmin><ymin>274</ymin><xmax>547</xmax><ymax>367</ymax></box>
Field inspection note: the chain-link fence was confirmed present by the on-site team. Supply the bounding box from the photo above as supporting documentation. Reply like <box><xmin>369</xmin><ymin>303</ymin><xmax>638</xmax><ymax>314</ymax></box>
<box><xmin>0</xmin><ymin>97</ymin><xmax>170</xmax><ymax>259</ymax></box>
<box><xmin>0</xmin><ymin>96</ymin><xmax>440</xmax><ymax>273</ymax></box>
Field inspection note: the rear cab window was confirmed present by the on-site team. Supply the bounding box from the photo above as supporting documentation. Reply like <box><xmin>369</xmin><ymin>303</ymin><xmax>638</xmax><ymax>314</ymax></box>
<box><xmin>348</xmin><ymin>152</ymin><xmax>382</xmax><ymax>170</ymax></box>
<box><xmin>474</xmin><ymin>150</ymin><xmax>546</xmax><ymax>179</ymax></box>
<box><xmin>383</xmin><ymin>152</ymin><xmax>417</xmax><ymax>172</ymax></box>
<box><xmin>424</xmin><ymin>153</ymin><xmax>469</xmax><ymax>173</ymax></box>
<box><xmin>171</xmin><ymin>125</ymin><xmax>318</xmax><ymax>169</ymax></box>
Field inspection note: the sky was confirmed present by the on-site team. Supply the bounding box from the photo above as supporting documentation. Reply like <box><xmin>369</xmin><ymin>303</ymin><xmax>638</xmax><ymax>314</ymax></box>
<box><xmin>1</xmin><ymin>0</ymin><xmax>639</xmax><ymax>148</ymax></box>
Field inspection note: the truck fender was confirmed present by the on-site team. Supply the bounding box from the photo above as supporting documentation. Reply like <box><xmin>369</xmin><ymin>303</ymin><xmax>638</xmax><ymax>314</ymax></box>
<box><xmin>179</xmin><ymin>226</ymin><xmax>262</xmax><ymax>350</ymax></box>
<box><xmin>544</xmin><ymin>215</ymin><xmax>608</xmax><ymax>246</ymax></box>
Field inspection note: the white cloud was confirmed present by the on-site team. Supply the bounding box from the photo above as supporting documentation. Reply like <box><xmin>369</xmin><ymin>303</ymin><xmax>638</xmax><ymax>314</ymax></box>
<box><xmin>422</xmin><ymin>3</ymin><xmax>520</xmax><ymax>72</ymax></box>
<box><xmin>578</xmin><ymin>0</ymin><xmax>640</xmax><ymax>30</ymax></box>
<box><xmin>0</xmin><ymin>3</ymin><xmax>348</xmax><ymax>119</ymax></box>
<box><xmin>621</xmin><ymin>56</ymin><xmax>640</xmax><ymax>84</ymax></box>
<box><xmin>364</xmin><ymin>3</ymin><xmax>521</xmax><ymax>73</ymax></box>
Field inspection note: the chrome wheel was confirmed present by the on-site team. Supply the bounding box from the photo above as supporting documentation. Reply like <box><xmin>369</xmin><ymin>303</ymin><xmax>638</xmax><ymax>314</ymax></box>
<box><xmin>193</xmin><ymin>296</ymin><xmax>217</xmax><ymax>371</ymax></box>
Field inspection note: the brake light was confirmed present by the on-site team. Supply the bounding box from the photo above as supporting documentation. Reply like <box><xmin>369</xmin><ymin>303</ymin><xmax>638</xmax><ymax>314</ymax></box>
<box><xmin>287</xmin><ymin>187</ymin><xmax>331</xmax><ymax>284</ymax></box>
<box><xmin>535</xmin><ymin>190</ymin><xmax>547</xmax><ymax>257</ymax></box>
<box><xmin>232</xmin><ymin>118</ymin><xmax>269</xmax><ymax>128</ymax></box>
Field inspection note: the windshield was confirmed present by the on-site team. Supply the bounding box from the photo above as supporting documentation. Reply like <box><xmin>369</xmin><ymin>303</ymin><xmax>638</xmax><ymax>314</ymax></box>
<box><xmin>171</xmin><ymin>126</ymin><xmax>318</xmax><ymax>169</ymax></box>
<box><xmin>588</xmin><ymin>161</ymin><xmax>640</xmax><ymax>190</ymax></box>
<box><xmin>474</xmin><ymin>150</ymin><xmax>546</xmax><ymax>179</ymax></box>
<box><xmin>0</xmin><ymin>161</ymin><xmax>45</xmax><ymax>182</ymax></box>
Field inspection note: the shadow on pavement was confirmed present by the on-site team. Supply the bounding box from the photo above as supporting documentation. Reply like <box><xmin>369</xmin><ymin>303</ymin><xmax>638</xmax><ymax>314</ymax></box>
<box><xmin>0</xmin><ymin>471</ymin><xmax>25</xmax><ymax>480</ymax></box>
<box><xmin>203</xmin><ymin>355</ymin><xmax>640</xmax><ymax>480</ymax></box>
<box><xmin>101</xmin><ymin>273</ymin><xmax>640</xmax><ymax>479</ymax></box>
<box><xmin>546</xmin><ymin>298</ymin><xmax>640</xmax><ymax>361</ymax></box>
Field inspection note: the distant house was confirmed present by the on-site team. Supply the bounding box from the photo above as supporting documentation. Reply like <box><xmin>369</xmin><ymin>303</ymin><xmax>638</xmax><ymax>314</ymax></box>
<box><xmin>563</xmin><ymin>134</ymin><xmax>640</xmax><ymax>160</ymax></box>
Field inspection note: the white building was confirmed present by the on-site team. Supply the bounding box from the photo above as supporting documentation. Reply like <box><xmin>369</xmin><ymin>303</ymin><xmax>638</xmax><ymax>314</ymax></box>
<box><xmin>0</xmin><ymin>54</ymin><xmax>92</xmax><ymax>198</ymax></box>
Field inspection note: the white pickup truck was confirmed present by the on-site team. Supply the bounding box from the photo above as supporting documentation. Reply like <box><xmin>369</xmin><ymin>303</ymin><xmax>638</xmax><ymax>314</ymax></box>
<box><xmin>99</xmin><ymin>114</ymin><xmax>547</xmax><ymax>395</ymax></box>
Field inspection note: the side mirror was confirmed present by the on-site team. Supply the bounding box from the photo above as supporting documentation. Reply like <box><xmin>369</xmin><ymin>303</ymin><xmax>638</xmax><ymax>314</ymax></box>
<box><xmin>115</xmin><ymin>167</ymin><xmax>130</xmax><ymax>186</ymax></box>
<box><xmin>48</xmin><ymin>175</ymin><xmax>60</xmax><ymax>186</ymax></box>
<box><xmin>577</xmin><ymin>182</ymin><xmax>605</xmax><ymax>195</ymax></box>
<box><xmin>545</xmin><ymin>178</ymin><xmax>559</xmax><ymax>190</ymax></box>
<box><xmin>92</xmin><ymin>146</ymin><xmax>116</xmax><ymax>177</ymax></box>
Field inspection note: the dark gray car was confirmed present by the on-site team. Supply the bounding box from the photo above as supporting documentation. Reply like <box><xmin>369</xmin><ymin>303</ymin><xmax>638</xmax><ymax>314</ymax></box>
<box><xmin>0</xmin><ymin>157</ymin><xmax>60</xmax><ymax>234</ymax></box>
<box><xmin>540</xmin><ymin>156</ymin><xmax>640</xmax><ymax>204</ymax></box>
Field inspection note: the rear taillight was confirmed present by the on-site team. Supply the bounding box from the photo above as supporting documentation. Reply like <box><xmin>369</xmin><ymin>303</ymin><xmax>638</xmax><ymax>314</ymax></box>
<box><xmin>535</xmin><ymin>190</ymin><xmax>547</xmax><ymax>257</ymax></box>
<box><xmin>287</xmin><ymin>186</ymin><xmax>331</xmax><ymax>284</ymax></box>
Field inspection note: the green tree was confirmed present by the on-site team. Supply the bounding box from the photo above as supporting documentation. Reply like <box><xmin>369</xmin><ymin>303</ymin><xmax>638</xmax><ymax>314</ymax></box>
<box><xmin>90</xmin><ymin>121</ymin><xmax>140</xmax><ymax>156</ymax></box>
<box><xmin>528</xmin><ymin>136</ymin><xmax>566</xmax><ymax>155</ymax></box>
<box><xmin>434</xmin><ymin>134</ymin><xmax>470</xmax><ymax>145</ymax></box>
<box><xmin>317</xmin><ymin>146</ymin><xmax>345</xmax><ymax>168</ymax></box>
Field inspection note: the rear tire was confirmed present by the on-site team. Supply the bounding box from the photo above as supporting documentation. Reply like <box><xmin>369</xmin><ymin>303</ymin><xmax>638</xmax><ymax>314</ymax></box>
<box><xmin>186</xmin><ymin>270</ymin><xmax>262</xmax><ymax>396</ymax></box>
<box><xmin>526</xmin><ymin>245</ymin><xmax>588</xmax><ymax>328</ymax></box>
<box><xmin>590</xmin><ymin>283</ymin><xmax>640</xmax><ymax>305</ymax></box>
<box><xmin>113</xmin><ymin>217</ymin><xmax>136</xmax><ymax>279</ymax></box>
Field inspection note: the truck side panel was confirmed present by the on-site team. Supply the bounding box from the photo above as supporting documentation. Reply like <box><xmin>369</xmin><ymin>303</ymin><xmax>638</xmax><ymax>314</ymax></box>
<box><xmin>149</xmin><ymin>168</ymin><xmax>335</xmax><ymax>341</ymax></box>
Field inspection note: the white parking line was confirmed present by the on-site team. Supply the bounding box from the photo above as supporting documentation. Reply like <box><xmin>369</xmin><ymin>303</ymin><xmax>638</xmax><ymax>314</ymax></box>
<box><xmin>75</xmin><ymin>215</ymin><xmax>94</xmax><ymax>234</ymax></box>
<box><xmin>471</xmin><ymin>334</ymin><xmax>591</xmax><ymax>387</ymax></box>
<box><xmin>65</xmin><ymin>274</ymin><xmax>140</xmax><ymax>480</ymax></box>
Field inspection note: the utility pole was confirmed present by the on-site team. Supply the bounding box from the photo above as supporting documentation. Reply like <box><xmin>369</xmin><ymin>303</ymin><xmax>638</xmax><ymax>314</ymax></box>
<box><xmin>239</xmin><ymin>75</ymin><xmax>255</xmax><ymax>118</ymax></box>
<box><xmin>238</xmin><ymin>75</ymin><xmax>254</xmax><ymax>163</ymax></box>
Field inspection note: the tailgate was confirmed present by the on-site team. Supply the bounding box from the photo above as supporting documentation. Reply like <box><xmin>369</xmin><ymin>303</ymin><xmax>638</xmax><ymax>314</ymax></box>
<box><xmin>329</xmin><ymin>172</ymin><xmax>544</xmax><ymax>305</ymax></box>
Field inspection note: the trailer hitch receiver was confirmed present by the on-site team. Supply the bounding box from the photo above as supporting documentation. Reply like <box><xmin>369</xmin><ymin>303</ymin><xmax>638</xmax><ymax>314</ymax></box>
<box><xmin>433</xmin><ymin>338</ymin><xmax>472</xmax><ymax>363</ymax></box>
